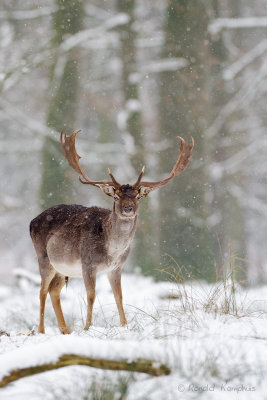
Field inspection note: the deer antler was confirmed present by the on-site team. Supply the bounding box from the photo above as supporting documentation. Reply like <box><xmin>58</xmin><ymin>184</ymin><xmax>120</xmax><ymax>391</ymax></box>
<box><xmin>60</xmin><ymin>130</ymin><xmax>121</xmax><ymax>189</ymax></box>
<box><xmin>60</xmin><ymin>131</ymin><xmax>193</xmax><ymax>197</ymax></box>
<box><xmin>134</xmin><ymin>136</ymin><xmax>194</xmax><ymax>196</ymax></box>
<box><xmin>133</xmin><ymin>165</ymin><xmax>145</xmax><ymax>187</ymax></box>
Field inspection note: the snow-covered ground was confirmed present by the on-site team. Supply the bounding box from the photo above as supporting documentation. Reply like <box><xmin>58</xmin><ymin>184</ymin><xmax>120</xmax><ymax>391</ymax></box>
<box><xmin>0</xmin><ymin>271</ymin><xmax>267</xmax><ymax>400</ymax></box>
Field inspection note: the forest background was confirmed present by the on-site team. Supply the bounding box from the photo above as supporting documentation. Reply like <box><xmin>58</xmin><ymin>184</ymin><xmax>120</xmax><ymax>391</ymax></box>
<box><xmin>0</xmin><ymin>0</ymin><xmax>266</xmax><ymax>285</ymax></box>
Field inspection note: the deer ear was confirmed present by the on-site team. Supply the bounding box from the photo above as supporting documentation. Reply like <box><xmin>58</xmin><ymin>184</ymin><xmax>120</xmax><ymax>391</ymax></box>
<box><xmin>98</xmin><ymin>185</ymin><xmax>116</xmax><ymax>197</ymax></box>
<box><xmin>138</xmin><ymin>186</ymin><xmax>155</xmax><ymax>198</ymax></box>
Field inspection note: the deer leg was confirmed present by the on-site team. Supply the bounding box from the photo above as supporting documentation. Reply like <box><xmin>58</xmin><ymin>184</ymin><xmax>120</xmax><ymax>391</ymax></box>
<box><xmin>83</xmin><ymin>272</ymin><xmax>96</xmax><ymax>330</ymax></box>
<box><xmin>108</xmin><ymin>270</ymin><xmax>127</xmax><ymax>326</ymax></box>
<box><xmin>49</xmin><ymin>274</ymin><xmax>70</xmax><ymax>334</ymax></box>
<box><xmin>38</xmin><ymin>257</ymin><xmax>56</xmax><ymax>334</ymax></box>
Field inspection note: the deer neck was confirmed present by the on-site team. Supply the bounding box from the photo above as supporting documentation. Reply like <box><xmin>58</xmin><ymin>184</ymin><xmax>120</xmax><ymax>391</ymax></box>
<box><xmin>106</xmin><ymin>205</ymin><xmax>138</xmax><ymax>246</ymax></box>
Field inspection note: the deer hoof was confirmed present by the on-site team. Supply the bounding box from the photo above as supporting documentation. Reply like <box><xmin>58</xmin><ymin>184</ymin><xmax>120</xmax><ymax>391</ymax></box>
<box><xmin>38</xmin><ymin>326</ymin><xmax>45</xmax><ymax>334</ymax></box>
<box><xmin>60</xmin><ymin>327</ymin><xmax>70</xmax><ymax>335</ymax></box>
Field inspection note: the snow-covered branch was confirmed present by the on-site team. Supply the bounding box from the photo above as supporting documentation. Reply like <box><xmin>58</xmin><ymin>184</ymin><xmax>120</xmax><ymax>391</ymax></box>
<box><xmin>0</xmin><ymin>355</ymin><xmax>169</xmax><ymax>387</ymax></box>
<box><xmin>229</xmin><ymin>185</ymin><xmax>267</xmax><ymax>218</ymax></box>
<box><xmin>0</xmin><ymin>98</ymin><xmax>48</xmax><ymax>136</ymax></box>
<box><xmin>206</xmin><ymin>59</ymin><xmax>267</xmax><ymax>138</ymax></box>
<box><xmin>140</xmin><ymin>58</ymin><xmax>188</xmax><ymax>75</ymax></box>
<box><xmin>208</xmin><ymin>136</ymin><xmax>267</xmax><ymax>180</ymax></box>
<box><xmin>0</xmin><ymin>7</ymin><xmax>54</xmax><ymax>20</ymax></box>
<box><xmin>0</xmin><ymin>336</ymin><xmax>170</xmax><ymax>387</ymax></box>
<box><xmin>223</xmin><ymin>39</ymin><xmax>267</xmax><ymax>81</ymax></box>
<box><xmin>84</xmin><ymin>4</ymin><xmax>113</xmax><ymax>20</ymax></box>
<box><xmin>209</xmin><ymin>17</ymin><xmax>267</xmax><ymax>35</ymax></box>
<box><xmin>60</xmin><ymin>13</ymin><xmax>130</xmax><ymax>53</ymax></box>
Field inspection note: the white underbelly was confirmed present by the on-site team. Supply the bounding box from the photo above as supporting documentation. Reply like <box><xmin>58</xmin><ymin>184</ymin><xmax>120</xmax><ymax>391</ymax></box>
<box><xmin>51</xmin><ymin>261</ymin><xmax>83</xmax><ymax>278</ymax></box>
<box><xmin>51</xmin><ymin>260</ymin><xmax>118</xmax><ymax>277</ymax></box>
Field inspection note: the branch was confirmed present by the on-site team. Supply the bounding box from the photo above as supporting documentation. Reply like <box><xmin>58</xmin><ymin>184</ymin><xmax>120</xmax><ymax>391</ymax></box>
<box><xmin>60</xmin><ymin>14</ymin><xmax>130</xmax><ymax>53</ymax></box>
<box><xmin>0</xmin><ymin>98</ymin><xmax>48</xmax><ymax>136</ymax></box>
<box><xmin>0</xmin><ymin>7</ymin><xmax>54</xmax><ymax>21</ymax></box>
<box><xmin>0</xmin><ymin>354</ymin><xmax>170</xmax><ymax>388</ymax></box>
<box><xmin>228</xmin><ymin>185</ymin><xmax>267</xmax><ymax>217</ymax></box>
<box><xmin>206</xmin><ymin>59</ymin><xmax>267</xmax><ymax>138</ymax></box>
<box><xmin>209</xmin><ymin>17</ymin><xmax>267</xmax><ymax>35</ymax></box>
<box><xmin>223</xmin><ymin>38</ymin><xmax>267</xmax><ymax>81</ymax></box>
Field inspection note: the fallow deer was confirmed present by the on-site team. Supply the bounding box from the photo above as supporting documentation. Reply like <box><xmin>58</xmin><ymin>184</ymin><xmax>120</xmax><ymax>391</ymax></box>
<box><xmin>30</xmin><ymin>130</ymin><xmax>194</xmax><ymax>334</ymax></box>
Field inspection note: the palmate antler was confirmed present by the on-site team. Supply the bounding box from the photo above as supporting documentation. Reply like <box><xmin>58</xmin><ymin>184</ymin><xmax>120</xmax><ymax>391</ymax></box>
<box><xmin>60</xmin><ymin>130</ymin><xmax>120</xmax><ymax>194</ymax></box>
<box><xmin>60</xmin><ymin>130</ymin><xmax>194</xmax><ymax>197</ymax></box>
<box><xmin>135</xmin><ymin>136</ymin><xmax>194</xmax><ymax>196</ymax></box>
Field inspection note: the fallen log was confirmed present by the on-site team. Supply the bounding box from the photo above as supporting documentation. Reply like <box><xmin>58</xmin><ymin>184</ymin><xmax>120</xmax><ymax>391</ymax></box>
<box><xmin>0</xmin><ymin>354</ymin><xmax>170</xmax><ymax>388</ymax></box>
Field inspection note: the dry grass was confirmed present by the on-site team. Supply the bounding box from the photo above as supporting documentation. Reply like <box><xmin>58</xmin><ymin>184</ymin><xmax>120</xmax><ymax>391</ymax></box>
<box><xmin>159</xmin><ymin>246</ymin><xmax>254</xmax><ymax>319</ymax></box>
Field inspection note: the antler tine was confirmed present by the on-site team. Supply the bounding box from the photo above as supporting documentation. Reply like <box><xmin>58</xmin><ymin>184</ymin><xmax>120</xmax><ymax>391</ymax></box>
<box><xmin>133</xmin><ymin>165</ymin><xmax>145</xmax><ymax>188</ymax></box>
<box><xmin>107</xmin><ymin>168</ymin><xmax>121</xmax><ymax>188</ymax></box>
<box><xmin>169</xmin><ymin>136</ymin><xmax>194</xmax><ymax>177</ymax></box>
<box><xmin>60</xmin><ymin>129</ymin><xmax>90</xmax><ymax>183</ymax></box>
<box><xmin>60</xmin><ymin>130</ymin><xmax>119</xmax><ymax>187</ymax></box>
<box><xmin>136</xmin><ymin>136</ymin><xmax>194</xmax><ymax>195</ymax></box>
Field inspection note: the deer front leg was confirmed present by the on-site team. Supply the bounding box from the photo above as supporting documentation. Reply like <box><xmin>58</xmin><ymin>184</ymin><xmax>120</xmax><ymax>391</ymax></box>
<box><xmin>108</xmin><ymin>269</ymin><xmax>127</xmax><ymax>327</ymax></box>
<box><xmin>83</xmin><ymin>271</ymin><xmax>96</xmax><ymax>330</ymax></box>
<box><xmin>49</xmin><ymin>274</ymin><xmax>70</xmax><ymax>334</ymax></box>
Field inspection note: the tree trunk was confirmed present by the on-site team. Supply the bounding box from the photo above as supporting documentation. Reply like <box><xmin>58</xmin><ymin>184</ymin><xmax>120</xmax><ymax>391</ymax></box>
<box><xmin>40</xmin><ymin>0</ymin><xmax>84</xmax><ymax>209</ymax></box>
<box><xmin>159</xmin><ymin>0</ymin><xmax>216</xmax><ymax>280</ymax></box>
<box><xmin>210</xmin><ymin>0</ymin><xmax>246</xmax><ymax>280</ymax></box>
<box><xmin>116</xmin><ymin>0</ymin><xmax>158</xmax><ymax>273</ymax></box>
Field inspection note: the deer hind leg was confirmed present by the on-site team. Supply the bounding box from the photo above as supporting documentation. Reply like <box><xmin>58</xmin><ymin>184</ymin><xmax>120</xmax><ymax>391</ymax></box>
<box><xmin>38</xmin><ymin>256</ymin><xmax>56</xmax><ymax>334</ymax></box>
<box><xmin>83</xmin><ymin>272</ymin><xmax>96</xmax><ymax>330</ymax></box>
<box><xmin>49</xmin><ymin>274</ymin><xmax>70</xmax><ymax>334</ymax></box>
<box><xmin>108</xmin><ymin>270</ymin><xmax>127</xmax><ymax>326</ymax></box>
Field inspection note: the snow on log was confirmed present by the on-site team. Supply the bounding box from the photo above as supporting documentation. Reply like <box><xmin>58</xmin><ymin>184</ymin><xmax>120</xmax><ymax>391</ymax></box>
<box><xmin>0</xmin><ymin>336</ymin><xmax>171</xmax><ymax>387</ymax></box>
<box><xmin>0</xmin><ymin>355</ymin><xmax>170</xmax><ymax>387</ymax></box>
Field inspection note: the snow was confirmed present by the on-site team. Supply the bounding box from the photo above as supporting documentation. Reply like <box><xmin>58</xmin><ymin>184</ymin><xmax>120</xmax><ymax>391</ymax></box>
<box><xmin>0</xmin><ymin>273</ymin><xmax>267</xmax><ymax>399</ymax></box>
<box><xmin>126</xmin><ymin>99</ymin><xmax>141</xmax><ymax>113</ymax></box>
<box><xmin>13</xmin><ymin>268</ymin><xmax>41</xmax><ymax>285</ymax></box>
<box><xmin>0</xmin><ymin>336</ymin><xmax>168</xmax><ymax>379</ymax></box>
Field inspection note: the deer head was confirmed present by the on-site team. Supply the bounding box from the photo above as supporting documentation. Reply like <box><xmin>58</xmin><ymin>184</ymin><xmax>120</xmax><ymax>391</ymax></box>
<box><xmin>60</xmin><ymin>130</ymin><xmax>194</xmax><ymax>219</ymax></box>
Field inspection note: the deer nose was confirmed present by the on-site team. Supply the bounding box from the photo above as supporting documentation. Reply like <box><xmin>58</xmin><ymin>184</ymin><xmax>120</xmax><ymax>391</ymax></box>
<box><xmin>123</xmin><ymin>205</ymin><xmax>133</xmax><ymax>213</ymax></box>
